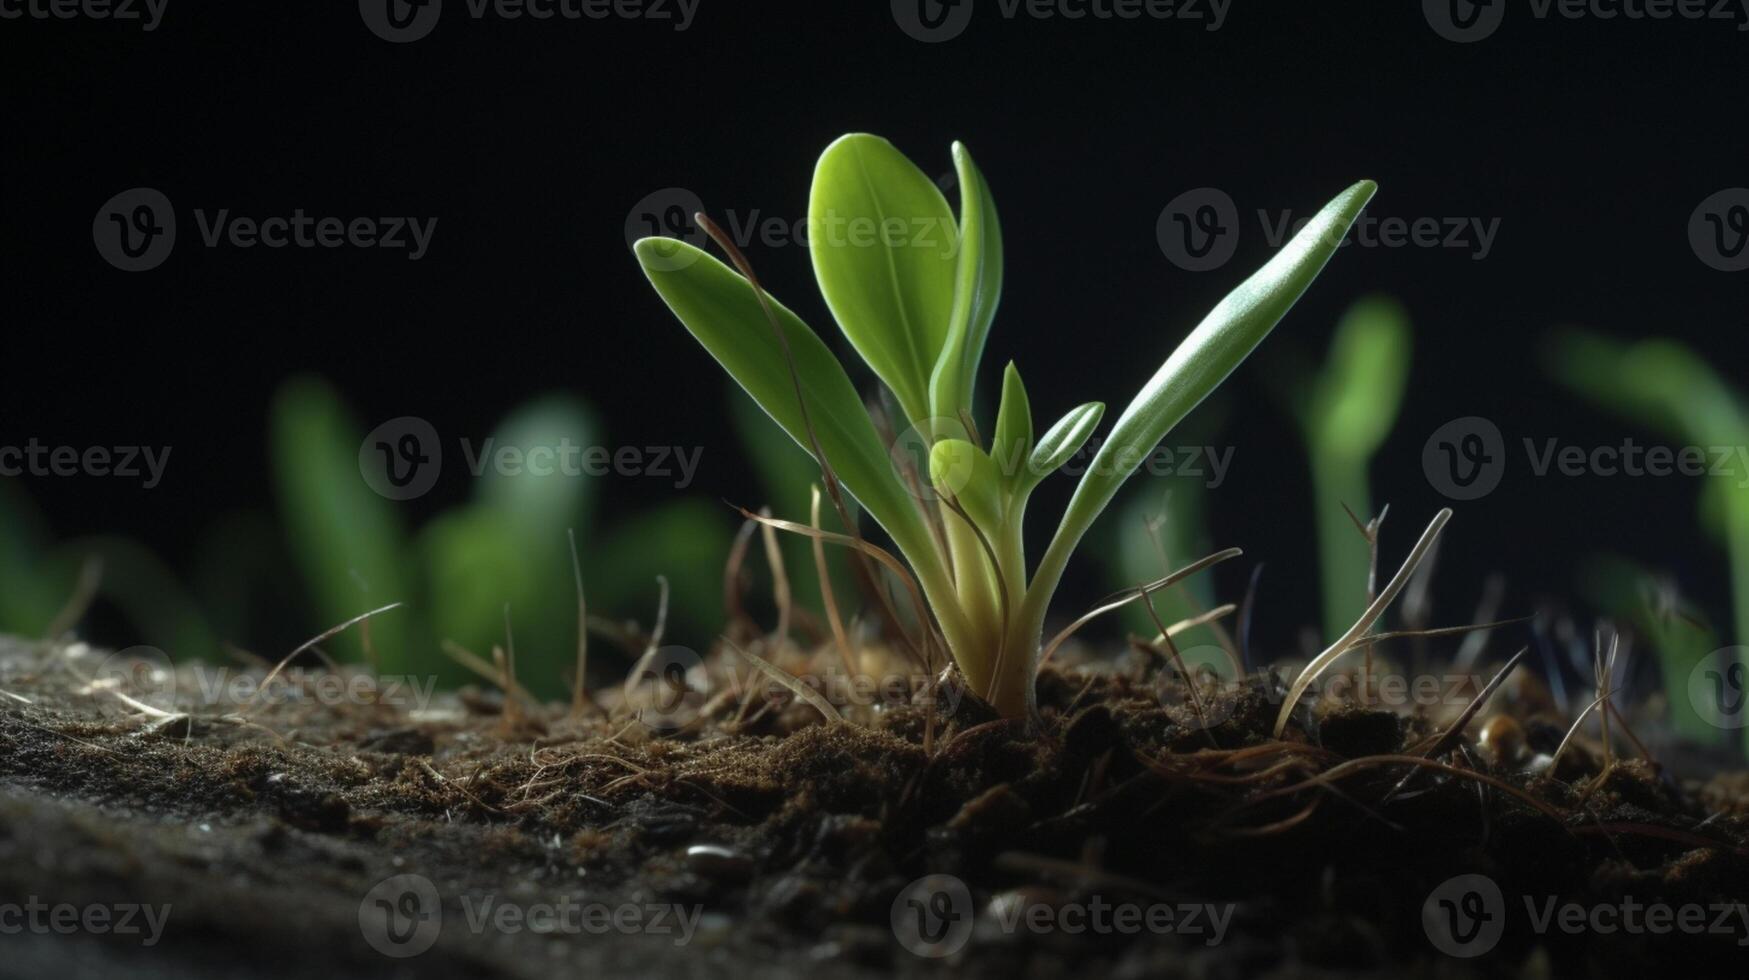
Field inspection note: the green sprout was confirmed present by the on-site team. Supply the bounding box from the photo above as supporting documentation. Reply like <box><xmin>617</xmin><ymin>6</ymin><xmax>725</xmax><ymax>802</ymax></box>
<box><xmin>1547</xmin><ymin>329</ymin><xmax>1749</xmax><ymax>752</ymax></box>
<box><xmin>635</xmin><ymin>133</ymin><xmax>1374</xmax><ymax>719</ymax></box>
<box><xmin>1546</xmin><ymin>330</ymin><xmax>1749</xmax><ymax>647</ymax></box>
<box><xmin>1293</xmin><ymin>296</ymin><xmax>1411</xmax><ymax>637</ymax></box>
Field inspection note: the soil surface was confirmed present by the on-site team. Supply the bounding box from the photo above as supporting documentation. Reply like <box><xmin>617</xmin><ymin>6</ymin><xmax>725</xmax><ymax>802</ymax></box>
<box><xmin>1</xmin><ymin>634</ymin><xmax>1746</xmax><ymax>979</ymax></box>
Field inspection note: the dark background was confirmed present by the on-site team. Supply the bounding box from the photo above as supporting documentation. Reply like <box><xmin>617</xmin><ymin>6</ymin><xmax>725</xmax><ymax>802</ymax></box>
<box><xmin>3</xmin><ymin>0</ymin><xmax>1746</xmax><ymax>659</ymax></box>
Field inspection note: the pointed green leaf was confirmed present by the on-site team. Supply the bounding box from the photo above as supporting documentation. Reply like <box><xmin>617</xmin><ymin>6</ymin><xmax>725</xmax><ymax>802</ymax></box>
<box><xmin>991</xmin><ymin>361</ymin><xmax>1032</xmax><ymax>485</ymax></box>
<box><xmin>929</xmin><ymin>141</ymin><xmax>1003</xmax><ymax>421</ymax></box>
<box><xmin>633</xmin><ymin>238</ymin><xmax>938</xmax><ymax>575</ymax></box>
<box><xmin>1026</xmin><ymin>179</ymin><xmax>1378</xmax><ymax>621</ymax></box>
<box><xmin>1025</xmin><ymin>401</ymin><xmax>1104</xmax><ymax>490</ymax></box>
<box><xmin>809</xmin><ymin>133</ymin><xmax>959</xmax><ymax>428</ymax></box>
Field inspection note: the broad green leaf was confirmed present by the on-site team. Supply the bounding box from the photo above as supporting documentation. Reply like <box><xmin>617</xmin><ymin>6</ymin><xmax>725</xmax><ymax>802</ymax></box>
<box><xmin>633</xmin><ymin>239</ymin><xmax>941</xmax><ymax>584</ymax></box>
<box><xmin>1026</xmin><ymin>179</ymin><xmax>1378</xmax><ymax>622</ymax></box>
<box><xmin>1025</xmin><ymin>401</ymin><xmax>1105</xmax><ymax>490</ymax></box>
<box><xmin>1308</xmin><ymin>295</ymin><xmax>1411</xmax><ymax>459</ymax></box>
<box><xmin>809</xmin><ymin>134</ymin><xmax>959</xmax><ymax>428</ymax></box>
<box><xmin>991</xmin><ymin>361</ymin><xmax>1032</xmax><ymax>486</ymax></box>
<box><xmin>271</xmin><ymin>376</ymin><xmax>411</xmax><ymax>668</ymax></box>
<box><xmin>929</xmin><ymin>141</ymin><xmax>1004</xmax><ymax>422</ymax></box>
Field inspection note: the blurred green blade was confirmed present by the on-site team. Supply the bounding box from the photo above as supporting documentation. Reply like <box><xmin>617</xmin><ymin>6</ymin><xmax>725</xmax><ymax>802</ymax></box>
<box><xmin>809</xmin><ymin>133</ymin><xmax>959</xmax><ymax>428</ymax></box>
<box><xmin>478</xmin><ymin>394</ymin><xmax>599</xmax><ymax>535</ymax></box>
<box><xmin>1310</xmin><ymin>294</ymin><xmax>1411</xmax><ymax>458</ymax></box>
<box><xmin>271</xmin><ymin>376</ymin><xmax>411</xmax><ymax>667</ymax></box>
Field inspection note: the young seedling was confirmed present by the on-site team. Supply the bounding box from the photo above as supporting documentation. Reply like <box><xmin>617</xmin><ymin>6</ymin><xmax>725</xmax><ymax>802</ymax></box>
<box><xmin>635</xmin><ymin>133</ymin><xmax>1374</xmax><ymax>719</ymax></box>
<box><xmin>1548</xmin><ymin>329</ymin><xmax>1749</xmax><ymax>752</ymax></box>
<box><xmin>1289</xmin><ymin>296</ymin><xmax>1411</xmax><ymax>638</ymax></box>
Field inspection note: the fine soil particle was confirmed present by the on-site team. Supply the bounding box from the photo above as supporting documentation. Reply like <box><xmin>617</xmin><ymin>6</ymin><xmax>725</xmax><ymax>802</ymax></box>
<box><xmin>1</xmin><ymin>636</ymin><xmax>1746</xmax><ymax>979</ymax></box>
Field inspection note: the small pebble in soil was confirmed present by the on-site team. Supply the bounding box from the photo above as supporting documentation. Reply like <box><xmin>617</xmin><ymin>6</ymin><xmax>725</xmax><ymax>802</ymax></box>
<box><xmin>685</xmin><ymin>843</ymin><xmax>753</xmax><ymax>882</ymax></box>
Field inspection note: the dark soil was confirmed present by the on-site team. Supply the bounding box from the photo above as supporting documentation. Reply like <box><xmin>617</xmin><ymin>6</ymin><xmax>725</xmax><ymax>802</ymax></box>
<box><xmin>1</xmin><ymin>635</ymin><xmax>1746</xmax><ymax>979</ymax></box>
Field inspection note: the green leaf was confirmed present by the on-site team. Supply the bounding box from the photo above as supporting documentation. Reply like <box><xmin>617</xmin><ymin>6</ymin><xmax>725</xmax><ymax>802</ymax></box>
<box><xmin>929</xmin><ymin>141</ymin><xmax>1004</xmax><ymax>422</ymax></box>
<box><xmin>1025</xmin><ymin>179</ymin><xmax>1378</xmax><ymax>625</ymax></box>
<box><xmin>991</xmin><ymin>361</ymin><xmax>1032</xmax><ymax>486</ymax></box>
<box><xmin>1308</xmin><ymin>295</ymin><xmax>1411</xmax><ymax>459</ymax></box>
<box><xmin>1025</xmin><ymin>401</ymin><xmax>1105</xmax><ymax>490</ymax></box>
<box><xmin>632</xmin><ymin>238</ymin><xmax>942</xmax><ymax>587</ymax></box>
<box><xmin>270</xmin><ymin>376</ymin><xmax>412</xmax><ymax>668</ymax></box>
<box><xmin>809</xmin><ymin>133</ymin><xmax>959</xmax><ymax>429</ymax></box>
<box><xmin>929</xmin><ymin>438</ymin><xmax>1005</xmax><ymax>532</ymax></box>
